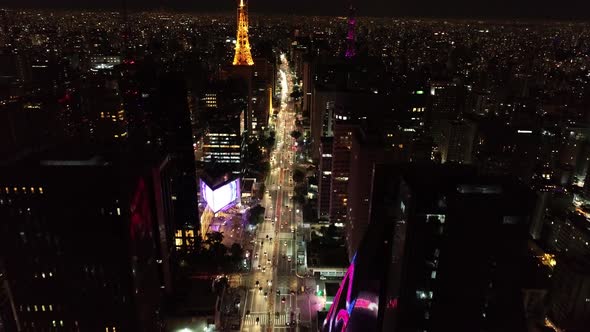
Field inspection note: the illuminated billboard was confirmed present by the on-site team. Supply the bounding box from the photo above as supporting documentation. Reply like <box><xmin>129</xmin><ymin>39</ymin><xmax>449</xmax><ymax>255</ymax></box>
<box><xmin>200</xmin><ymin>178</ymin><xmax>241</xmax><ymax>213</ymax></box>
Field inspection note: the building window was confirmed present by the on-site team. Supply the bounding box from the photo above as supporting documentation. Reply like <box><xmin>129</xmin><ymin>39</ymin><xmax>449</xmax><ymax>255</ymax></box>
<box><xmin>175</xmin><ymin>238</ymin><xmax>183</xmax><ymax>247</ymax></box>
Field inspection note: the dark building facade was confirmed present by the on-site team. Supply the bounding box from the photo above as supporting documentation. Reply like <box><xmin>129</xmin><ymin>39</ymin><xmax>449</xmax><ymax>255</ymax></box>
<box><xmin>324</xmin><ymin>164</ymin><xmax>533</xmax><ymax>332</ymax></box>
<box><xmin>549</xmin><ymin>257</ymin><xmax>590</xmax><ymax>332</ymax></box>
<box><xmin>0</xmin><ymin>150</ymin><xmax>175</xmax><ymax>331</ymax></box>
<box><xmin>318</xmin><ymin>137</ymin><xmax>333</xmax><ymax>220</ymax></box>
<box><xmin>0</xmin><ymin>259</ymin><xmax>19</xmax><ymax>332</ymax></box>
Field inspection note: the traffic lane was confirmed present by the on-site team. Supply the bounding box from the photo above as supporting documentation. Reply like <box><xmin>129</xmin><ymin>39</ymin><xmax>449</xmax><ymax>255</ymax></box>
<box><xmin>277</xmin><ymin>238</ymin><xmax>294</xmax><ymax>275</ymax></box>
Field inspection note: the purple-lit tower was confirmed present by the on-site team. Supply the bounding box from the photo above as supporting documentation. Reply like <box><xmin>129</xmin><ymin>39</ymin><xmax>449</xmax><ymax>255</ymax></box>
<box><xmin>345</xmin><ymin>2</ymin><xmax>357</xmax><ymax>59</ymax></box>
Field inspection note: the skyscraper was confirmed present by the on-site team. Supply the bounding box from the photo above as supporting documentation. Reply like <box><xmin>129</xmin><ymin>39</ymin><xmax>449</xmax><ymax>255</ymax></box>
<box><xmin>318</xmin><ymin>137</ymin><xmax>333</xmax><ymax>220</ymax></box>
<box><xmin>324</xmin><ymin>164</ymin><xmax>533</xmax><ymax>332</ymax></box>
<box><xmin>201</xmin><ymin>106</ymin><xmax>243</xmax><ymax>174</ymax></box>
<box><xmin>549</xmin><ymin>257</ymin><xmax>590</xmax><ymax>331</ymax></box>
<box><xmin>0</xmin><ymin>148</ymin><xmax>176</xmax><ymax>331</ymax></box>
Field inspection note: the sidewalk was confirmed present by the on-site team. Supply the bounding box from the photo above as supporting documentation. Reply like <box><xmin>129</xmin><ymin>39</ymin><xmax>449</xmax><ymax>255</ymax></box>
<box><xmin>219</xmin><ymin>286</ymin><xmax>247</xmax><ymax>331</ymax></box>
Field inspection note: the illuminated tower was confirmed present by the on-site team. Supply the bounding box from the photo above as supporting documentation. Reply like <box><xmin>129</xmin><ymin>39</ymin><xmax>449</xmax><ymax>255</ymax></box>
<box><xmin>345</xmin><ymin>2</ymin><xmax>356</xmax><ymax>59</ymax></box>
<box><xmin>233</xmin><ymin>0</ymin><xmax>254</xmax><ymax>66</ymax></box>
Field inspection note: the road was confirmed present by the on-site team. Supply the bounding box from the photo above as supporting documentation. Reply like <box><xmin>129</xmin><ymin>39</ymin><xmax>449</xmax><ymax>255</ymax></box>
<box><xmin>239</xmin><ymin>54</ymin><xmax>313</xmax><ymax>332</ymax></box>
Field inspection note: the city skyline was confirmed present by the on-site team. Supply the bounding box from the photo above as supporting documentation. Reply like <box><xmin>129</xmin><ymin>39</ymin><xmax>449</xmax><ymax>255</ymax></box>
<box><xmin>2</xmin><ymin>0</ymin><xmax>590</xmax><ymax>20</ymax></box>
<box><xmin>1</xmin><ymin>0</ymin><xmax>590</xmax><ymax>330</ymax></box>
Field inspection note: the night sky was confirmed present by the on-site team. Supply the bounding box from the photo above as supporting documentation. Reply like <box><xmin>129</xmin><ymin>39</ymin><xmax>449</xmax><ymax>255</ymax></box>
<box><xmin>4</xmin><ymin>0</ymin><xmax>590</xmax><ymax>20</ymax></box>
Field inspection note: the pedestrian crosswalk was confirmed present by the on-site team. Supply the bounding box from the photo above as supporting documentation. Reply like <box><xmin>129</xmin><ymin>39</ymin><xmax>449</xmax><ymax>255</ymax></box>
<box><xmin>243</xmin><ymin>312</ymin><xmax>268</xmax><ymax>326</ymax></box>
<box><xmin>242</xmin><ymin>312</ymin><xmax>290</xmax><ymax>327</ymax></box>
<box><xmin>274</xmin><ymin>312</ymin><xmax>289</xmax><ymax>326</ymax></box>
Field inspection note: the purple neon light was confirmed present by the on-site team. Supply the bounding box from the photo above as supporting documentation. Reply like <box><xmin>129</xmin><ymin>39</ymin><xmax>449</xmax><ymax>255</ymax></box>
<box><xmin>200</xmin><ymin>179</ymin><xmax>241</xmax><ymax>213</ymax></box>
<box><xmin>355</xmin><ymin>298</ymin><xmax>378</xmax><ymax>311</ymax></box>
<box><xmin>324</xmin><ymin>260</ymin><xmax>355</xmax><ymax>332</ymax></box>
<box><xmin>336</xmin><ymin>309</ymin><xmax>350</xmax><ymax>331</ymax></box>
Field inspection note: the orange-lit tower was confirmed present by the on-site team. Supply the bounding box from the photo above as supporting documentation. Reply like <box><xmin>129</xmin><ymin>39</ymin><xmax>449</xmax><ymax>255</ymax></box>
<box><xmin>233</xmin><ymin>0</ymin><xmax>254</xmax><ymax>66</ymax></box>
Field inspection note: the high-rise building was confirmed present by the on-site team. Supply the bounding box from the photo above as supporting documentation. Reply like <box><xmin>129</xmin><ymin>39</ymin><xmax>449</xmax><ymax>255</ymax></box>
<box><xmin>549</xmin><ymin>257</ymin><xmax>590</xmax><ymax>331</ymax></box>
<box><xmin>429</xmin><ymin>81</ymin><xmax>461</xmax><ymax>155</ymax></box>
<box><xmin>0</xmin><ymin>149</ymin><xmax>176</xmax><ymax>331</ymax></box>
<box><xmin>81</xmin><ymin>75</ymin><xmax>128</xmax><ymax>143</ymax></box>
<box><xmin>309</xmin><ymin>59</ymin><xmax>388</xmax><ymax>161</ymax></box>
<box><xmin>200</xmin><ymin>106</ymin><xmax>243</xmax><ymax>175</ymax></box>
<box><xmin>329</xmin><ymin>121</ymin><xmax>356</xmax><ymax>223</ymax></box>
<box><xmin>429</xmin><ymin>81</ymin><xmax>460</xmax><ymax>120</ymax></box>
<box><xmin>324</xmin><ymin>164</ymin><xmax>532</xmax><ymax>332</ymax></box>
<box><xmin>544</xmin><ymin>210</ymin><xmax>590</xmax><ymax>258</ymax></box>
<box><xmin>251</xmin><ymin>58</ymin><xmax>274</xmax><ymax>135</ymax></box>
<box><xmin>474</xmin><ymin>125</ymin><xmax>540</xmax><ymax>181</ymax></box>
<box><xmin>221</xmin><ymin>54</ymin><xmax>273</xmax><ymax>137</ymax></box>
<box><xmin>439</xmin><ymin>119</ymin><xmax>477</xmax><ymax>164</ymax></box>
<box><xmin>346</xmin><ymin>128</ymin><xmax>407</xmax><ymax>259</ymax></box>
<box><xmin>318</xmin><ymin>137</ymin><xmax>333</xmax><ymax>220</ymax></box>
